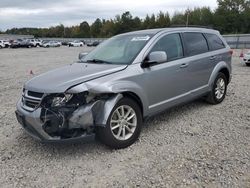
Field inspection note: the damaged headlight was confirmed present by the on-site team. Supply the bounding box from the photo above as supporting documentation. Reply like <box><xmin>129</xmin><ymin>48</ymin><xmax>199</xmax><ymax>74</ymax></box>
<box><xmin>51</xmin><ymin>94</ymin><xmax>73</xmax><ymax>107</ymax></box>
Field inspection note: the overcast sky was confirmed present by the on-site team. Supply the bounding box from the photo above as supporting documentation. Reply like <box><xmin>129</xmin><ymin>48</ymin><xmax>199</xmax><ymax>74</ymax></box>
<box><xmin>0</xmin><ymin>0</ymin><xmax>218</xmax><ymax>31</ymax></box>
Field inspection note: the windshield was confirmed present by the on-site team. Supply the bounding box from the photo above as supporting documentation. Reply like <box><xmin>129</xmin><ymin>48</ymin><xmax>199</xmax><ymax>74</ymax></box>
<box><xmin>80</xmin><ymin>34</ymin><xmax>152</xmax><ymax>65</ymax></box>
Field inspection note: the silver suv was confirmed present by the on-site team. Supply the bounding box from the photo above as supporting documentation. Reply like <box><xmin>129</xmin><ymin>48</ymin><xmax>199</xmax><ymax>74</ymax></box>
<box><xmin>16</xmin><ymin>27</ymin><xmax>232</xmax><ymax>149</ymax></box>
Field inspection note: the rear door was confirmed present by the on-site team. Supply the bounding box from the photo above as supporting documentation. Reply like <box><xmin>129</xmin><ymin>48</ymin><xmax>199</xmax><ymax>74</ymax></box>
<box><xmin>205</xmin><ymin>33</ymin><xmax>228</xmax><ymax>66</ymax></box>
<box><xmin>182</xmin><ymin>32</ymin><xmax>212</xmax><ymax>91</ymax></box>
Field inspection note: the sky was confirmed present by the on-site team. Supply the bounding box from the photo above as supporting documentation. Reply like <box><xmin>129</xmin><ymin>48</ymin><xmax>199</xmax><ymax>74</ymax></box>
<box><xmin>0</xmin><ymin>0</ymin><xmax>218</xmax><ymax>31</ymax></box>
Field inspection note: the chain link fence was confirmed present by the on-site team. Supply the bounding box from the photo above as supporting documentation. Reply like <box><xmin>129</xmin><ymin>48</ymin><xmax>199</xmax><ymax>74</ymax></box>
<box><xmin>223</xmin><ymin>34</ymin><xmax>250</xmax><ymax>49</ymax></box>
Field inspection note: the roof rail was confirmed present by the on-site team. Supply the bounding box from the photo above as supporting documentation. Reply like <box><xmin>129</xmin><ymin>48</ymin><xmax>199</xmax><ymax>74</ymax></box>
<box><xmin>169</xmin><ymin>25</ymin><xmax>214</xmax><ymax>29</ymax></box>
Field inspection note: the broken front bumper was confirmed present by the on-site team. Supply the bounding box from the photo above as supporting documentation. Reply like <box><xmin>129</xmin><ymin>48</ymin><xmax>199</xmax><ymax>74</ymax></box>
<box><xmin>15</xmin><ymin>94</ymin><xmax>122</xmax><ymax>143</ymax></box>
<box><xmin>15</xmin><ymin>99</ymin><xmax>95</xmax><ymax>143</ymax></box>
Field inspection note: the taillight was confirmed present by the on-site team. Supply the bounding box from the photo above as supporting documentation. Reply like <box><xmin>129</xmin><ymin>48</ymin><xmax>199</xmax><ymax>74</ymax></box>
<box><xmin>229</xmin><ymin>50</ymin><xmax>233</xmax><ymax>55</ymax></box>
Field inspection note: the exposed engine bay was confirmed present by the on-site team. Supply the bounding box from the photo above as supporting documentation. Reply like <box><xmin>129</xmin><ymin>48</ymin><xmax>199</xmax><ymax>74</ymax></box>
<box><xmin>38</xmin><ymin>92</ymin><xmax>120</xmax><ymax>139</ymax></box>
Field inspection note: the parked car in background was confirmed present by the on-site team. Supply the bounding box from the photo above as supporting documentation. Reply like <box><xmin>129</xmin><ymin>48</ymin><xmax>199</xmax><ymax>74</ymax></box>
<box><xmin>87</xmin><ymin>41</ymin><xmax>100</xmax><ymax>47</ymax></box>
<box><xmin>243</xmin><ymin>51</ymin><xmax>250</xmax><ymax>66</ymax></box>
<box><xmin>0</xmin><ymin>40</ymin><xmax>11</xmax><ymax>48</ymax></box>
<box><xmin>11</xmin><ymin>39</ymin><xmax>33</xmax><ymax>48</ymax></box>
<box><xmin>3</xmin><ymin>40</ymin><xmax>11</xmax><ymax>48</ymax></box>
<box><xmin>0</xmin><ymin>40</ymin><xmax>5</xmax><ymax>48</ymax></box>
<box><xmin>42</xmin><ymin>41</ymin><xmax>61</xmax><ymax>48</ymax></box>
<box><xmin>15</xmin><ymin>27</ymin><xmax>232</xmax><ymax>149</ymax></box>
<box><xmin>68</xmin><ymin>40</ymin><xmax>84</xmax><ymax>47</ymax></box>
<box><xmin>80</xmin><ymin>40</ymin><xmax>86</xmax><ymax>45</ymax></box>
<box><xmin>29</xmin><ymin>39</ymin><xmax>43</xmax><ymax>47</ymax></box>
<box><xmin>10</xmin><ymin>39</ymin><xmax>22</xmax><ymax>48</ymax></box>
<box><xmin>61</xmin><ymin>41</ymin><xmax>69</xmax><ymax>46</ymax></box>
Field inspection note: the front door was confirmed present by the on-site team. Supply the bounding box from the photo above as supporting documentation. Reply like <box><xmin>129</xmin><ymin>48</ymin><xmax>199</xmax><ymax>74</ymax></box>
<box><xmin>142</xmin><ymin>33</ymin><xmax>191</xmax><ymax>114</ymax></box>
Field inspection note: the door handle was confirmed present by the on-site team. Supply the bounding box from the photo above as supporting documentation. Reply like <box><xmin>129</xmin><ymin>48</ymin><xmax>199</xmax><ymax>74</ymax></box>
<box><xmin>210</xmin><ymin>56</ymin><xmax>216</xmax><ymax>60</ymax></box>
<box><xmin>180</xmin><ymin>63</ymin><xmax>189</xmax><ymax>68</ymax></box>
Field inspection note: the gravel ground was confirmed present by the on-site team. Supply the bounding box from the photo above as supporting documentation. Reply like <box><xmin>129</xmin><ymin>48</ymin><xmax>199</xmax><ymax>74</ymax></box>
<box><xmin>0</xmin><ymin>47</ymin><xmax>249</xmax><ymax>188</ymax></box>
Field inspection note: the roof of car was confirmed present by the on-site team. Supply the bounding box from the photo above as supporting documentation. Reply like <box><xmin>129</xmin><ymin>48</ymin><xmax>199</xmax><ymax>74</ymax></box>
<box><xmin>122</xmin><ymin>27</ymin><xmax>219</xmax><ymax>36</ymax></box>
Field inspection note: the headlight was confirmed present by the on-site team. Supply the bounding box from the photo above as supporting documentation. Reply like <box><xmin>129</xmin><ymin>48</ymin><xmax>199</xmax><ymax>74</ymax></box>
<box><xmin>51</xmin><ymin>94</ymin><xmax>73</xmax><ymax>107</ymax></box>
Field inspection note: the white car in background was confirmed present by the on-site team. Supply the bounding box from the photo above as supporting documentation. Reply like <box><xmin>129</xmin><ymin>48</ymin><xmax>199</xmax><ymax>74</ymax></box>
<box><xmin>0</xmin><ymin>40</ymin><xmax>11</xmax><ymax>48</ymax></box>
<box><xmin>68</xmin><ymin>40</ymin><xmax>84</xmax><ymax>47</ymax></box>
<box><xmin>42</xmin><ymin>41</ymin><xmax>61</xmax><ymax>48</ymax></box>
<box><xmin>0</xmin><ymin>40</ymin><xmax>4</xmax><ymax>48</ymax></box>
<box><xmin>29</xmin><ymin>39</ymin><xmax>43</xmax><ymax>47</ymax></box>
<box><xmin>243</xmin><ymin>51</ymin><xmax>250</xmax><ymax>66</ymax></box>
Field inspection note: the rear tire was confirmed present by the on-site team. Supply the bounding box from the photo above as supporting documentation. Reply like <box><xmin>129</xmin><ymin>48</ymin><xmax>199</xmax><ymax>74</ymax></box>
<box><xmin>246</xmin><ymin>63</ymin><xmax>250</xmax><ymax>67</ymax></box>
<box><xmin>206</xmin><ymin>72</ymin><xmax>227</xmax><ymax>105</ymax></box>
<box><xmin>96</xmin><ymin>97</ymin><xmax>142</xmax><ymax>149</ymax></box>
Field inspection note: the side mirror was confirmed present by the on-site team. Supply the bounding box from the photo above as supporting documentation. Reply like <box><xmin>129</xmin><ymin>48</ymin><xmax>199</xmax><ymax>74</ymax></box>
<box><xmin>79</xmin><ymin>52</ymin><xmax>88</xmax><ymax>60</ymax></box>
<box><xmin>141</xmin><ymin>51</ymin><xmax>167</xmax><ymax>68</ymax></box>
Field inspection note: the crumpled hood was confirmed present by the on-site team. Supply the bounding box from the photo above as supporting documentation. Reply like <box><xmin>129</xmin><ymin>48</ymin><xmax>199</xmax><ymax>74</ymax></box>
<box><xmin>24</xmin><ymin>63</ymin><xmax>127</xmax><ymax>93</ymax></box>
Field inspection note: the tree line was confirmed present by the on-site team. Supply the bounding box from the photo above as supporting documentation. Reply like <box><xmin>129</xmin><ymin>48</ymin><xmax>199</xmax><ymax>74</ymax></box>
<box><xmin>3</xmin><ymin>0</ymin><xmax>250</xmax><ymax>38</ymax></box>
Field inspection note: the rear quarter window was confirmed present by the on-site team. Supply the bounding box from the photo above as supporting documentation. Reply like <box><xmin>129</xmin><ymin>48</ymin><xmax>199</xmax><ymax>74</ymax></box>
<box><xmin>183</xmin><ymin>32</ymin><xmax>209</xmax><ymax>56</ymax></box>
<box><xmin>205</xmin><ymin>33</ymin><xmax>225</xmax><ymax>51</ymax></box>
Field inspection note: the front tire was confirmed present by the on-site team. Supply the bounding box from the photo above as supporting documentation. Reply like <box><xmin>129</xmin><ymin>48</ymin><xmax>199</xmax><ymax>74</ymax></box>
<box><xmin>206</xmin><ymin>72</ymin><xmax>227</xmax><ymax>104</ymax></box>
<box><xmin>246</xmin><ymin>63</ymin><xmax>250</xmax><ymax>67</ymax></box>
<box><xmin>97</xmin><ymin>97</ymin><xmax>142</xmax><ymax>149</ymax></box>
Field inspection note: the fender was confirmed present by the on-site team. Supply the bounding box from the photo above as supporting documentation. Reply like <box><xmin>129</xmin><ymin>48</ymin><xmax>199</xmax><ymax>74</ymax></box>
<box><xmin>64</xmin><ymin>94</ymin><xmax>123</xmax><ymax>128</ymax></box>
<box><xmin>208</xmin><ymin>61</ymin><xmax>231</xmax><ymax>90</ymax></box>
<box><xmin>67</xmin><ymin>80</ymin><xmax>150</xmax><ymax>118</ymax></box>
<box><xmin>94</xmin><ymin>94</ymin><xmax>123</xmax><ymax>126</ymax></box>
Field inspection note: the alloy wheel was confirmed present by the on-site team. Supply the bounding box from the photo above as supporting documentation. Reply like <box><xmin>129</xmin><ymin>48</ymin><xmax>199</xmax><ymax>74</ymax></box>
<box><xmin>110</xmin><ymin>105</ymin><xmax>137</xmax><ymax>141</ymax></box>
<box><xmin>215</xmin><ymin>78</ymin><xmax>226</xmax><ymax>100</ymax></box>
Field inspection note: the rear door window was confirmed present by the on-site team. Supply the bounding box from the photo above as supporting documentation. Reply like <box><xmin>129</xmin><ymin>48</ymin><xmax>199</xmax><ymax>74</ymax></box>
<box><xmin>205</xmin><ymin>33</ymin><xmax>225</xmax><ymax>51</ymax></box>
<box><xmin>183</xmin><ymin>33</ymin><xmax>209</xmax><ymax>56</ymax></box>
<box><xmin>151</xmin><ymin>33</ymin><xmax>183</xmax><ymax>62</ymax></box>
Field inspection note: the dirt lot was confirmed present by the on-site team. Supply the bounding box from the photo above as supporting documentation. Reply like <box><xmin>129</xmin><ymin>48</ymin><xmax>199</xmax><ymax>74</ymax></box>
<box><xmin>0</xmin><ymin>47</ymin><xmax>249</xmax><ymax>187</ymax></box>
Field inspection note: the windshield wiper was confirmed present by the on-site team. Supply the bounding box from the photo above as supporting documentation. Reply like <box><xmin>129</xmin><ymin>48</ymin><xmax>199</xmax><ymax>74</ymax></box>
<box><xmin>86</xmin><ymin>59</ymin><xmax>112</xmax><ymax>64</ymax></box>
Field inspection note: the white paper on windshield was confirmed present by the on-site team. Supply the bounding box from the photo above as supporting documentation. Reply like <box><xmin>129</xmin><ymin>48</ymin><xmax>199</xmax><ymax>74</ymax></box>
<box><xmin>131</xmin><ymin>36</ymin><xmax>150</xmax><ymax>41</ymax></box>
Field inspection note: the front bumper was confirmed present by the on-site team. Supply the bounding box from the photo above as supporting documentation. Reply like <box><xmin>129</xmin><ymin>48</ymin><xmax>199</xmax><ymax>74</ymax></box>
<box><xmin>15</xmin><ymin>99</ymin><xmax>95</xmax><ymax>143</ymax></box>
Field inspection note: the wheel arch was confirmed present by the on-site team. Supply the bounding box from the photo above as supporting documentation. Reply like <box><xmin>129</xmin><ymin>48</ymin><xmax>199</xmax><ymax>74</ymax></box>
<box><xmin>208</xmin><ymin>61</ymin><xmax>231</xmax><ymax>89</ymax></box>
<box><xmin>219</xmin><ymin>68</ymin><xmax>230</xmax><ymax>85</ymax></box>
<box><xmin>91</xmin><ymin>92</ymin><xmax>145</xmax><ymax>127</ymax></box>
<box><xmin>121</xmin><ymin>91</ymin><xmax>144</xmax><ymax>117</ymax></box>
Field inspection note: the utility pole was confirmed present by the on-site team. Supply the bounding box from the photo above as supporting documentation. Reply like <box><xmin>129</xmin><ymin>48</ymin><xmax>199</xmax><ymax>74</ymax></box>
<box><xmin>186</xmin><ymin>8</ymin><xmax>190</xmax><ymax>27</ymax></box>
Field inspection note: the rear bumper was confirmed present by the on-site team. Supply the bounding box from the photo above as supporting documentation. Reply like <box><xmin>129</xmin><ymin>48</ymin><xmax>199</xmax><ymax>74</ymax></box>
<box><xmin>15</xmin><ymin>99</ymin><xmax>95</xmax><ymax>143</ymax></box>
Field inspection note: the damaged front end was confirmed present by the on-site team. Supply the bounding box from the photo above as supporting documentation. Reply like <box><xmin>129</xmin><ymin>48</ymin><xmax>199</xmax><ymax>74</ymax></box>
<box><xmin>16</xmin><ymin>89</ymin><xmax>122</xmax><ymax>142</ymax></box>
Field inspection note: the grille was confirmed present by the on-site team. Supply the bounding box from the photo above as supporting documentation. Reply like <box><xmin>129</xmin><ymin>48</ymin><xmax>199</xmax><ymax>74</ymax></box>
<box><xmin>22</xmin><ymin>90</ymin><xmax>44</xmax><ymax>111</ymax></box>
<box><xmin>27</xmin><ymin>91</ymin><xmax>44</xmax><ymax>98</ymax></box>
